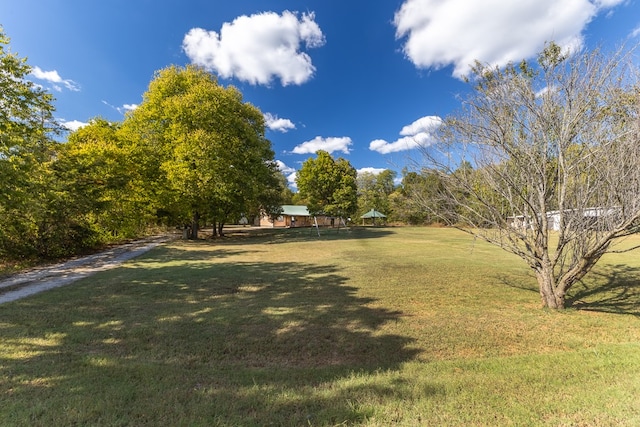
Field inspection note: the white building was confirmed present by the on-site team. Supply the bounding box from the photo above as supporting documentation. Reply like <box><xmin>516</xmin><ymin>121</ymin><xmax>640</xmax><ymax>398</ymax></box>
<box><xmin>508</xmin><ymin>207</ymin><xmax>620</xmax><ymax>231</ymax></box>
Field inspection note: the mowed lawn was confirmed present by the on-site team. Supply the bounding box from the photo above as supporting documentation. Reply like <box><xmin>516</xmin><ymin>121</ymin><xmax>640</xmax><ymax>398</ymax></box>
<box><xmin>1</xmin><ymin>227</ymin><xmax>640</xmax><ymax>426</ymax></box>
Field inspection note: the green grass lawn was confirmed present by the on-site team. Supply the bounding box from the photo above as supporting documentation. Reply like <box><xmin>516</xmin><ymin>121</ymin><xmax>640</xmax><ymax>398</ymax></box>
<box><xmin>1</xmin><ymin>226</ymin><xmax>640</xmax><ymax>426</ymax></box>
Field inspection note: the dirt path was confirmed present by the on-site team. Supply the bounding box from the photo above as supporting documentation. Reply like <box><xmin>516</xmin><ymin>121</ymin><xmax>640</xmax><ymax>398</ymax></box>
<box><xmin>0</xmin><ymin>235</ymin><xmax>174</xmax><ymax>305</ymax></box>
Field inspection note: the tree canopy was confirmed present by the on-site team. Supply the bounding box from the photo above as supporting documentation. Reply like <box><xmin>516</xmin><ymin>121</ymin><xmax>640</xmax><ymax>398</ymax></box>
<box><xmin>0</xmin><ymin>29</ymin><xmax>62</xmax><ymax>257</ymax></box>
<box><xmin>295</xmin><ymin>150</ymin><xmax>358</xmax><ymax>218</ymax></box>
<box><xmin>121</xmin><ymin>65</ymin><xmax>283</xmax><ymax>237</ymax></box>
<box><xmin>0</xmin><ymin>27</ymin><xmax>285</xmax><ymax>260</ymax></box>
<box><xmin>356</xmin><ymin>169</ymin><xmax>396</xmax><ymax>219</ymax></box>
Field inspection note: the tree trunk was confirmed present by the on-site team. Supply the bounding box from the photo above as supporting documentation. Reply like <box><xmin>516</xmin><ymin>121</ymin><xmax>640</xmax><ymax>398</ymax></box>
<box><xmin>190</xmin><ymin>211</ymin><xmax>200</xmax><ymax>240</ymax></box>
<box><xmin>536</xmin><ymin>265</ymin><xmax>566</xmax><ymax>309</ymax></box>
<box><xmin>217</xmin><ymin>222</ymin><xmax>224</xmax><ymax>237</ymax></box>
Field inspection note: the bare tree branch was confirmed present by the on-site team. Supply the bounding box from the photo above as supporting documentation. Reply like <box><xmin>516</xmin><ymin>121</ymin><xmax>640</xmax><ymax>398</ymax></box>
<box><xmin>413</xmin><ymin>43</ymin><xmax>640</xmax><ymax>309</ymax></box>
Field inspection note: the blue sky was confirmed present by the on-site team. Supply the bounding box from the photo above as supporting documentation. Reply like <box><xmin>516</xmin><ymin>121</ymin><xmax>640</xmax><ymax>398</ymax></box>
<box><xmin>2</xmin><ymin>0</ymin><xmax>639</xmax><ymax>188</ymax></box>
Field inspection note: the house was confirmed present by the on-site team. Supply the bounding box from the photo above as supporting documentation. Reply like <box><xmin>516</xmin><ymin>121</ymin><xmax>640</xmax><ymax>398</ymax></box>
<box><xmin>545</xmin><ymin>207</ymin><xmax>620</xmax><ymax>231</ymax></box>
<box><xmin>257</xmin><ymin>205</ymin><xmax>338</xmax><ymax>228</ymax></box>
<box><xmin>507</xmin><ymin>207</ymin><xmax>620</xmax><ymax>231</ymax></box>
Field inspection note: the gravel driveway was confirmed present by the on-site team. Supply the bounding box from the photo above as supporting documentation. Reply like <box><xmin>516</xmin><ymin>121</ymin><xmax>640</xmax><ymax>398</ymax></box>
<box><xmin>0</xmin><ymin>235</ymin><xmax>173</xmax><ymax>304</ymax></box>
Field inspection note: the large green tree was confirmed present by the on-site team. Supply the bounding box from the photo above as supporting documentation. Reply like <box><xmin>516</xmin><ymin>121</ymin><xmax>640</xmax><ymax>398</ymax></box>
<box><xmin>296</xmin><ymin>150</ymin><xmax>357</xmax><ymax>219</ymax></box>
<box><xmin>0</xmin><ymin>29</ymin><xmax>60</xmax><ymax>257</ymax></box>
<box><xmin>418</xmin><ymin>43</ymin><xmax>640</xmax><ymax>309</ymax></box>
<box><xmin>123</xmin><ymin>65</ymin><xmax>282</xmax><ymax>237</ymax></box>
<box><xmin>54</xmin><ymin>118</ymin><xmax>155</xmax><ymax>240</ymax></box>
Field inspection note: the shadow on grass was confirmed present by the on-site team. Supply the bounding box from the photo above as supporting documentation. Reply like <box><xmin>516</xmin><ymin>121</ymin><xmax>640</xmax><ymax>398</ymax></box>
<box><xmin>497</xmin><ymin>264</ymin><xmax>640</xmax><ymax>316</ymax></box>
<box><xmin>215</xmin><ymin>225</ymin><xmax>395</xmax><ymax>245</ymax></box>
<box><xmin>496</xmin><ymin>272</ymin><xmax>538</xmax><ymax>293</ymax></box>
<box><xmin>567</xmin><ymin>264</ymin><xmax>640</xmax><ymax>316</ymax></box>
<box><xmin>139</xmin><ymin>244</ymin><xmax>257</xmax><ymax>262</ymax></box>
<box><xmin>0</xmin><ymin>253</ymin><xmax>424</xmax><ymax>425</ymax></box>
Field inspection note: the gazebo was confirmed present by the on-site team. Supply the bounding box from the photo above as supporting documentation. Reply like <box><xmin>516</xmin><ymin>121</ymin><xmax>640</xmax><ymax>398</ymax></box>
<box><xmin>360</xmin><ymin>209</ymin><xmax>386</xmax><ymax>225</ymax></box>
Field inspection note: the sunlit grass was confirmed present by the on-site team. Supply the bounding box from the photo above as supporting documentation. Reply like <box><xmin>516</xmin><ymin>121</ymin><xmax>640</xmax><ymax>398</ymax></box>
<box><xmin>1</xmin><ymin>226</ymin><xmax>640</xmax><ymax>426</ymax></box>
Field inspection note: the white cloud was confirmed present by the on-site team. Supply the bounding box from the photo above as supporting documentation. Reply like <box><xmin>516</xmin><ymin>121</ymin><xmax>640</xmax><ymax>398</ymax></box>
<box><xmin>394</xmin><ymin>0</ymin><xmax>625</xmax><ymax>79</ymax></box>
<box><xmin>292</xmin><ymin>136</ymin><xmax>352</xmax><ymax>155</ymax></box>
<box><xmin>183</xmin><ymin>11</ymin><xmax>325</xmax><ymax>86</ymax></box>
<box><xmin>399</xmin><ymin>116</ymin><xmax>442</xmax><ymax>136</ymax></box>
<box><xmin>275</xmin><ymin>160</ymin><xmax>298</xmax><ymax>188</ymax></box>
<box><xmin>287</xmin><ymin>171</ymin><xmax>298</xmax><ymax>189</ymax></box>
<box><xmin>275</xmin><ymin>160</ymin><xmax>296</xmax><ymax>174</ymax></box>
<box><xmin>62</xmin><ymin>120</ymin><xmax>88</xmax><ymax>131</ymax></box>
<box><xmin>103</xmin><ymin>100</ymin><xmax>138</xmax><ymax>115</ymax></box>
<box><xmin>30</xmin><ymin>66</ymin><xmax>80</xmax><ymax>91</ymax></box>
<box><xmin>357</xmin><ymin>167</ymin><xmax>387</xmax><ymax>175</ymax></box>
<box><xmin>594</xmin><ymin>0</ymin><xmax>625</xmax><ymax>6</ymax></box>
<box><xmin>264</xmin><ymin>113</ymin><xmax>296</xmax><ymax>132</ymax></box>
<box><xmin>370</xmin><ymin>115</ymin><xmax>442</xmax><ymax>154</ymax></box>
<box><xmin>370</xmin><ymin>135</ymin><xmax>432</xmax><ymax>154</ymax></box>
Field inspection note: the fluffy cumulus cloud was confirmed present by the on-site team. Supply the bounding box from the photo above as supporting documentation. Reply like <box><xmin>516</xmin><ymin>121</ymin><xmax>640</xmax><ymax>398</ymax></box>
<box><xmin>275</xmin><ymin>160</ymin><xmax>296</xmax><ymax>175</ymax></box>
<box><xmin>357</xmin><ymin>167</ymin><xmax>387</xmax><ymax>176</ymax></box>
<box><xmin>369</xmin><ymin>115</ymin><xmax>442</xmax><ymax>154</ymax></box>
<box><xmin>183</xmin><ymin>11</ymin><xmax>325</xmax><ymax>86</ymax></box>
<box><xmin>292</xmin><ymin>136</ymin><xmax>352</xmax><ymax>155</ymax></box>
<box><xmin>264</xmin><ymin>113</ymin><xmax>296</xmax><ymax>132</ymax></box>
<box><xmin>287</xmin><ymin>172</ymin><xmax>298</xmax><ymax>188</ymax></box>
<box><xmin>276</xmin><ymin>160</ymin><xmax>298</xmax><ymax>188</ymax></box>
<box><xmin>61</xmin><ymin>120</ymin><xmax>88</xmax><ymax>132</ymax></box>
<box><xmin>30</xmin><ymin>66</ymin><xmax>80</xmax><ymax>91</ymax></box>
<box><xmin>394</xmin><ymin>0</ymin><xmax>626</xmax><ymax>79</ymax></box>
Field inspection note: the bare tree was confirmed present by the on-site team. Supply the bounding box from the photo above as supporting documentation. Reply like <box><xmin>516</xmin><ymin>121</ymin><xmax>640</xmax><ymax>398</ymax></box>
<box><xmin>417</xmin><ymin>43</ymin><xmax>640</xmax><ymax>309</ymax></box>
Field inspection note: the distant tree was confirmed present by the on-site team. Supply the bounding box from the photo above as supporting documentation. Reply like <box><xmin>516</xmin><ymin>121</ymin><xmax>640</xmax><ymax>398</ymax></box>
<box><xmin>276</xmin><ymin>171</ymin><xmax>295</xmax><ymax>205</ymax></box>
<box><xmin>390</xmin><ymin>169</ymin><xmax>448</xmax><ymax>225</ymax></box>
<box><xmin>417</xmin><ymin>43</ymin><xmax>640</xmax><ymax>309</ymax></box>
<box><xmin>296</xmin><ymin>150</ymin><xmax>358</xmax><ymax>219</ymax></box>
<box><xmin>244</xmin><ymin>165</ymin><xmax>288</xmax><ymax>228</ymax></box>
<box><xmin>260</xmin><ymin>169</ymin><xmax>292</xmax><ymax>212</ymax></box>
<box><xmin>357</xmin><ymin>169</ymin><xmax>396</xmax><ymax>218</ymax></box>
<box><xmin>291</xmin><ymin>191</ymin><xmax>308</xmax><ymax>206</ymax></box>
<box><xmin>123</xmin><ymin>65</ymin><xmax>280</xmax><ymax>237</ymax></box>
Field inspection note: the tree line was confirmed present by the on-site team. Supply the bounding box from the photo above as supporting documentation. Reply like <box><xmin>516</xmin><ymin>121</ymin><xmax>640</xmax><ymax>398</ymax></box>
<box><xmin>0</xmin><ymin>29</ymin><xmax>449</xmax><ymax>262</ymax></box>
<box><xmin>293</xmin><ymin>151</ymin><xmax>454</xmax><ymax>226</ymax></box>
<box><xmin>0</xmin><ymin>30</ymin><xmax>286</xmax><ymax>259</ymax></box>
